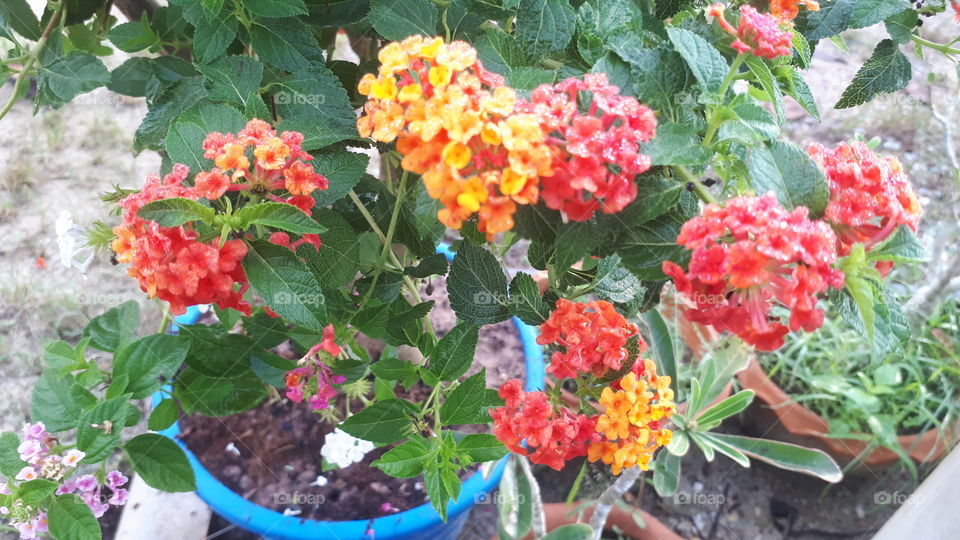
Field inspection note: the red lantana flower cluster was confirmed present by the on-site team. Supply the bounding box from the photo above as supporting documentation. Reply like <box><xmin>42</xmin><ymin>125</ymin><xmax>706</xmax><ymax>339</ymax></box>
<box><xmin>521</xmin><ymin>73</ymin><xmax>657</xmax><ymax>221</ymax></box>
<box><xmin>112</xmin><ymin>165</ymin><xmax>251</xmax><ymax>316</ymax></box>
<box><xmin>285</xmin><ymin>325</ymin><xmax>347</xmax><ymax>410</ymax></box>
<box><xmin>663</xmin><ymin>194</ymin><xmax>845</xmax><ymax>351</ymax></box>
<box><xmin>490</xmin><ymin>379</ymin><xmax>599</xmax><ymax>471</ymax></box>
<box><xmin>710</xmin><ymin>4</ymin><xmax>793</xmax><ymax>59</ymax></box>
<box><xmin>806</xmin><ymin>141</ymin><xmax>922</xmax><ymax>257</ymax></box>
<box><xmin>536</xmin><ymin>299</ymin><xmax>647</xmax><ymax>380</ymax></box>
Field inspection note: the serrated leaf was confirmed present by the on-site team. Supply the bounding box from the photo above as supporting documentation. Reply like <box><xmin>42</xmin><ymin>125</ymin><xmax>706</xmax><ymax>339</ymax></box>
<box><xmin>192</xmin><ymin>8</ymin><xmax>239</xmax><ymax>64</ymax></box>
<box><xmin>850</xmin><ymin>0</ymin><xmax>910</xmax><ymax>29</ymax></box>
<box><xmin>76</xmin><ymin>397</ymin><xmax>130</xmax><ymax>463</ymax></box>
<box><xmin>31</xmin><ymin>371</ymin><xmax>96</xmax><ymax>432</ymax></box>
<box><xmin>339</xmin><ymin>399</ymin><xmax>417</xmax><ymax>443</ymax></box>
<box><xmin>275</xmin><ymin>67</ymin><xmax>357</xmax><ymax>150</ymax></box>
<box><xmin>0</xmin><ymin>0</ymin><xmax>40</xmax><ymax>40</ymax></box>
<box><xmin>515</xmin><ymin>0</ymin><xmax>576</xmax><ymax>56</ymax></box>
<box><xmin>124</xmin><ymin>434</ymin><xmax>196</xmax><ymax>492</ymax></box>
<box><xmin>148</xmin><ymin>399</ymin><xmax>179</xmax><ymax>431</ymax></box>
<box><xmin>48</xmin><ymin>495</ymin><xmax>102</xmax><ymax>540</ymax></box>
<box><xmin>666</xmin><ymin>27</ymin><xmax>727</xmax><ymax>94</ymax></box>
<box><xmin>836</xmin><ymin>39</ymin><xmax>911</xmax><ymax>109</ymax></box>
<box><xmin>866</xmin><ymin>225</ymin><xmax>926</xmax><ymax>263</ymax></box>
<box><xmin>137</xmin><ymin>197</ymin><xmax>216</xmax><ymax>227</ymax></box>
<box><xmin>243</xmin><ymin>240</ymin><xmax>327</xmax><ymax>330</ymax></box>
<box><xmin>440</xmin><ymin>370</ymin><xmax>489</xmax><ymax>425</ymax></box>
<box><xmin>109</xmin><ymin>334</ymin><xmax>190</xmax><ymax>399</ymax></box>
<box><xmin>368</xmin><ymin>0</ymin><xmax>438</xmax><ymax>41</ymax></box>
<box><xmin>108</xmin><ymin>57</ymin><xmax>153</xmax><ymax>97</ymax></box>
<box><xmin>746</xmin><ymin>141</ymin><xmax>829</xmax><ymax>215</ymax></box>
<box><xmin>196</xmin><ymin>56</ymin><xmax>264</xmax><ymax>109</ymax></box>
<box><xmin>249</xmin><ymin>18</ymin><xmax>322</xmax><ymax>73</ymax></box>
<box><xmin>372</xmin><ymin>437</ymin><xmax>432</xmax><ymax>477</ymax></box>
<box><xmin>37</xmin><ymin>51</ymin><xmax>110</xmax><ymax>104</ymax></box>
<box><xmin>447</xmin><ymin>244</ymin><xmax>511</xmax><ymax>324</ymax></box>
<box><xmin>643</xmin><ymin>123</ymin><xmax>710</xmax><ymax>166</ymax></box>
<box><xmin>0</xmin><ymin>432</ymin><xmax>27</xmax><ymax>477</ymax></box>
<box><xmin>616</xmin><ymin>213</ymin><xmax>689</xmax><ymax>281</ymax></box>
<box><xmin>428</xmin><ymin>323</ymin><xmax>479</xmax><ymax>381</ymax></box>
<box><xmin>108</xmin><ymin>20</ymin><xmax>158</xmax><ymax>52</ymax></box>
<box><xmin>83</xmin><ymin>301</ymin><xmax>140</xmax><ymax>352</ymax></box>
<box><xmin>298</xmin><ymin>208</ymin><xmax>360</xmax><ymax>288</ymax></box>
<box><xmin>510</xmin><ymin>272</ymin><xmax>550</xmax><ymax>325</ymax></box>
<box><xmin>884</xmin><ymin>9</ymin><xmax>917</xmax><ymax>44</ymax></box>
<box><xmin>476</xmin><ymin>27</ymin><xmax>536</xmax><ymax>76</ymax></box>
<box><xmin>235</xmin><ymin>202</ymin><xmax>327</xmax><ymax>234</ymax></box>
<box><xmin>239</xmin><ymin>0</ymin><xmax>307</xmax><ymax>18</ymax></box>
<box><xmin>457</xmin><ymin>433</ymin><xmax>507</xmax><ymax>463</ymax></box>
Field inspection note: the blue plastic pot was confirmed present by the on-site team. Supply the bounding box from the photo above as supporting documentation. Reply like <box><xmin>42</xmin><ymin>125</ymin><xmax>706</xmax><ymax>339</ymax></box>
<box><xmin>156</xmin><ymin>247</ymin><xmax>545</xmax><ymax>540</ymax></box>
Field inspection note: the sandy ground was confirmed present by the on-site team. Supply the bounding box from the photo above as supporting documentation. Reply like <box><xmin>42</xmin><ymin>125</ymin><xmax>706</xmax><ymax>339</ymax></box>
<box><xmin>0</xmin><ymin>4</ymin><xmax>958</xmax><ymax>539</ymax></box>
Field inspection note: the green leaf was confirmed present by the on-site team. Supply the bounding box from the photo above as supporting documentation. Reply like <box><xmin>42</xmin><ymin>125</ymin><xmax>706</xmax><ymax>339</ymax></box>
<box><xmin>457</xmin><ymin>433</ymin><xmax>507</xmax><ymax>463</ymax></box>
<box><xmin>372</xmin><ymin>437</ymin><xmax>432</xmax><ymax>477</ymax></box>
<box><xmin>243</xmin><ymin>240</ymin><xmax>327</xmax><ymax>330</ymax></box>
<box><xmin>235</xmin><ymin>202</ymin><xmax>327</xmax><ymax>234</ymax></box>
<box><xmin>192</xmin><ymin>8</ymin><xmax>239</xmax><ymax>64</ymax></box>
<box><xmin>781</xmin><ymin>67</ymin><xmax>820</xmax><ymax>121</ymax></box>
<box><xmin>196</xmin><ymin>56</ymin><xmax>264</xmax><ymax>109</ymax></box>
<box><xmin>475</xmin><ymin>28</ymin><xmax>536</xmax><ymax>76</ymax></box>
<box><xmin>108</xmin><ymin>57</ymin><xmax>153</xmax><ymax>97</ymax></box>
<box><xmin>744</xmin><ymin>55</ymin><xmax>784</xmax><ymax>122</ymax></box>
<box><xmin>695</xmin><ymin>390</ymin><xmax>754</xmax><ymax>426</ymax></box>
<box><xmin>249</xmin><ymin>18</ymin><xmax>322</xmax><ymax>73</ymax></box>
<box><xmin>506</xmin><ymin>67</ymin><xmax>557</xmax><ymax>91</ymax></box>
<box><xmin>884</xmin><ymin>9</ymin><xmax>917</xmax><ymax>44</ymax></box>
<box><xmin>850</xmin><ymin>0</ymin><xmax>911</xmax><ymax>29</ymax></box>
<box><xmin>339</xmin><ymin>399</ymin><xmax>417</xmax><ymax>444</ymax></box>
<box><xmin>176</xmin><ymin>367</ymin><xmax>268</xmax><ymax>416</ymax></box>
<box><xmin>0</xmin><ymin>432</ymin><xmax>27</xmax><ymax>477</ymax></box>
<box><xmin>148</xmin><ymin>399</ymin><xmax>180</xmax><ymax>431</ymax></box>
<box><xmin>16</xmin><ymin>478</ymin><xmax>58</xmax><ymax>504</ymax></box>
<box><xmin>0</xmin><ymin>0</ymin><xmax>40</xmax><ymax>40</ymax></box>
<box><xmin>653</xmin><ymin>448</ymin><xmax>681</xmax><ymax>496</ymax></box>
<box><xmin>746</xmin><ymin>141</ymin><xmax>829</xmax><ymax>215</ymax></box>
<box><xmin>239</xmin><ymin>0</ymin><xmax>307</xmax><ymax>18</ymax></box>
<box><xmin>643</xmin><ymin>309</ymin><xmax>676</xmax><ymax>396</ymax></box>
<box><xmin>424</xmin><ymin>466</ymin><xmax>450</xmax><ymax>520</ymax></box>
<box><xmin>298</xmin><ymin>208</ymin><xmax>359</xmax><ymax>288</ymax></box>
<box><xmin>516</xmin><ymin>0</ymin><xmax>576</xmax><ymax>56</ymax></box>
<box><xmin>866</xmin><ymin>226</ymin><xmax>926</xmax><ymax>263</ymax></box>
<box><xmin>428</xmin><ymin>323</ymin><xmax>480</xmax><ymax>381</ymax></box>
<box><xmin>618</xmin><ymin>46</ymin><xmax>694</xmax><ymax>122</ymax></box>
<box><xmin>642</xmin><ymin>123</ymin><xmax>710</xmax><ymax>166</ymax></box>
<box><xmin>370</xmin><ymin>354</ymin><xmax>420</xmax><ymax>385</ymax></box>
<box><xmin>404</xmin><ymin>253</ymin><xmax>448</xmax><ymax>278</ymax></box>
<box><xmin>134</xmin><ymin>77</ymin><xmax>207</xmax><ymax>153</ymax></box>
<box><xmin>498</xmin><ymin>457</ymin><xmax>534</xmax><ymax>538</ymax></box>
<box><xmin>109</xmin><ymin>334</ymin><xmax>191</xmax><ymax>399</ymax></box>
<box><xmin>275</xmin><ymin>67</ymin><xmax>358</xmax><ymax>150</ymax></box>
<box><xmin>108</xmin><ymin>20</ymin><xmax>158</xmax><ymax>52</ymax></box>
<box><xmin>137</xmin><ymin>197</ymin><xmax>215</xmax><ymax>227</ymax></box>
<box><xmin>368</xmin><ymin>0</ymin><xmax>439</xmax><ymax>41</ymax></box>
<box><xmin>37</xmin><ymin>51</ymin><xmax>111</xmax><ymax>104</ymax></box>
<box><xmin>448</xmin><ymin>244</ymin><xmax>511</xmax><ymax>324</ymax></box>
<box><xmin>31</xmin><ymin>371</ymin><xmax>96</xmax><ymax>432</ymax></box>
<box><xmin>311</xmin><ymin>149</ymin><xmax>370</xmax><ymax>206</ymax></box>
<box><xmin>616</xmin><ymin>213</ymin><xmax>689</xmax><ymax>281</ymax></box>
<box><xmin>542</xmin><ymin>524</ymin><xmax>593</xmax><ymax>540</ymax></box>
<box><xmin>509</xmin><ymin>272</ymin><xmax>550</xmax><ymax>325</ymax></box>
<box><xmin>801</xmin><ymin>0</ymin><xmax>855</xmax><ymax>41</ymax></box>
<box><xmin>83</xmin><ymin>301</ymin><xmax>140</xmax><ymax>352</ymax></box>
<box><xmin>76</xmin><ymin>397</ymin><xmax>131</xmax><ymax>463</ymax></box>
<box><xmin>716</xmin><ymin>101</ymin><xmax>780</xmax><ymax>143</ymax></box>
<box><xmin>124</xmin><ymin>433</ymin><xmax>197</xmax><ymax>492</ymax></box>
<box><xmin>666</xmin><ymin>27</ymin><xmax>727</xmax><ymax>94</ymax></box>
<box><xmin>48</xmin><ymin>495</ymin><xmax>102</xmax><ymax>540</ymax></box>
<box><xmin>696</xmin><ymin>432</ymin><xmax>750</xmax><ymax>467</ymax></box>
<box><xmin>165</xmin><ymin>102</ymin><xmax>248</xmax><ymax>172</ymax></box>
<box><xmin>441</xmin><ymin>370</ymin><xmax>489</xmax><ymax>425</ymax></box>
<box><xmin>835</xmin><ymin>39</ymin><xmax>911</xmax><ymax>109</ymax></box>
<box><xmin>709</xmin><ymin>433</ymin><xmax>842</xmax><ymax>482</ymax></box>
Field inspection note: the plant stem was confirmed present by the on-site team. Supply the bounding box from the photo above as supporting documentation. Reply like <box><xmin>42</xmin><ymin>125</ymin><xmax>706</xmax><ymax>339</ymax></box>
<box><xmin>156</xmin><ymin>303</ymin><xmax>172</xmax><ymax>334</ymax></box>
<box><xmin>0</xmin><ymin>8</ymin><xmax>62</xmax><ymax>122</ymax></box>
<box><xmin>517</xmin><ymin>457</ymin><xmax>547</xmax><ymax>539</ymax></box>
<box><xmin>912</xmin><ymin>35</ymin><xmax>960</xmax><ymax>56</ymax></box>
<box><xmin>348</xmin><ymin>189</ymin><xmax>387</xmax><ymax>243</ymax></box>
<box><xmin>587</xmin><ymin>466</ymin><xmax>642</xmax><ymax>540</ymax></box>
<box><xmin>702</xmin><ymin>53</ymin><xmax>747</xmax><ymax>147</ymax></box>
<box><xmin>672</xmin><ymin>166</ymin><xmax>718</xmax><ymax>205</ymax></box>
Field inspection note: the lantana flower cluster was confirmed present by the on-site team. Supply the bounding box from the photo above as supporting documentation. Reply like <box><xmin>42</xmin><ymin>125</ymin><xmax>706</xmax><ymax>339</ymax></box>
<box><xmin>358</xmin><ymin>35</ymin><xmax>550</xmax><ymax>237</ymax></box>
<box><xmin>521</xmin><ymin>74</ymin><xmax>657</xmax><ymax>221</ymax></box>
<box><xmin>588</xmin><ymin>362</ymin><xmax>675</xmax><ymax>475</ymax></box>
<box><xmin>536</xmin><ymin>299</ymin><xmax>647</xmax><ymax>380</ymax></box>
<box><xmin>769</xmin><ymin>0</ymin><xmax>820</xmax><ymax>22</ymax></box>
<box><xmin>1</xmin><ymin>423</ymin><xmax>127</xmax><ymax>539</ymax></box>
<box><xmin>710</xmin><ymin>4</ymin><xmax>793</xmax><ymax>59</ymax></box>
<box><xmin>806</xmin><ymin>141</ymin><xmax>922</xmax><ymax>257</ymax></box>
<box><xmin>112</xmin><ymin>120</ymin><xmax>329</xmax><ymax>316</ymax></box>
<box><xmin>494</xmin><ymin>300</ymin><xmax>675</xmax><ymax>473</ymax></box>
<box><xmin>285</xmin><ymin>325</ymin><xmax>347</xmax><ymax>410</ymax></box>
<box><xmin>490</xmin><ymin>378</ymin><xmax>599</xmax><ymax>471</ymax></box>
<box><xmin>359</xmin><ymin>36</ymin><xmax>658</xmax><ymax>237</ymax></box>
<box><xmin>663</xmin><ymin>194</ymin><xmax>845</xmax><ymax>351</ymax></box>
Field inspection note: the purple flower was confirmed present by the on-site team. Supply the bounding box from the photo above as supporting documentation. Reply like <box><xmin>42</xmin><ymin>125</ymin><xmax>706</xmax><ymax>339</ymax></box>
<box><xmin>22</xmin><ymin>423</ymin><xmax>47</xmax><ymax>442</ymax></box>
<box><xmin>108</xmin><ymin>488</ymin><xmax>128</xmax><ymax>506</ymax></box>
<box><xmin>105</xmin><ymin>470</ymin><xmax>128</xmax><ymax>489</ymax></box>
<box><xmin>74</xmin><ymin>474</ymin><xmax>98</xmax><ymax>492</ymax></box>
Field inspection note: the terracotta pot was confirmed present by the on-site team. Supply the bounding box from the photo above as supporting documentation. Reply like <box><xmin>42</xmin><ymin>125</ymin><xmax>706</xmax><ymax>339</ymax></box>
<box><xmin>737</xmin><ymin>356</ymin><xmax>955</xmax><ymax>467</ymax></box>
<box><xmin>490</xmin><ymin>502</ymin><xmax>682</xmax><ymax>540</ymax></box>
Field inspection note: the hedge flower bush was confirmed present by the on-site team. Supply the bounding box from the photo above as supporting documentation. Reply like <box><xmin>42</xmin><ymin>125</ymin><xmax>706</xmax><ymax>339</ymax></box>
<box><xmin>0</xmin><ymin>0</ymin><xmax>953</xmax><ymax>538</ymax></box>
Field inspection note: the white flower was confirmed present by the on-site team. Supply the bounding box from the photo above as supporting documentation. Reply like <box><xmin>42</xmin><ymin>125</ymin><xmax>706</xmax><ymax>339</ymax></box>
<box><xmin>55</xmin><ymin>211</ymin><xmax>95</xmax><ymax>272</ymax></box>
<box><xmin>62</xmin><ymin>449</ymin><xmax>85</xmax><ymax>467</ymax></box>
<box><xmin>309</xmin><ymin>475</ymin><xmax>328</xmax><ymax>487</ymax></box>
<box><xmin>320</xmin><ymin>428</ymin><xmax>375</xmax><ymax>469</ymax></box>
<box><xmin>15</xmin><ymin>466</ymin><xmax>38</xmax><ymax>482</ymax></box>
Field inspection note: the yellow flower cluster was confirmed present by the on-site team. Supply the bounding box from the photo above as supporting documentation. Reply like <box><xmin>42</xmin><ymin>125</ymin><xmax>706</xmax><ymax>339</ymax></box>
<box><xmin>587</xmin><ymin>361</ymin><xmax>676</xmax><ymax>475</ymax></box>
<box><xmin>357</xmin><ymin>35</ymin><xmax>553</xmax><ymax>238</ymax></box>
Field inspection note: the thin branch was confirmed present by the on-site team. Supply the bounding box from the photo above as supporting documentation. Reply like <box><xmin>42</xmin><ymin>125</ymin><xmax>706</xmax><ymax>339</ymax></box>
<box><xmin>587</xmin><ymin>466</ymin><xmax>642</xmax><ymax>540</ymax></box>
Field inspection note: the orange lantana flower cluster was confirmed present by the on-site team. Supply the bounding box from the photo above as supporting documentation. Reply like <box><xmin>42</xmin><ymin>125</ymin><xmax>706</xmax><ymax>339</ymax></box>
<box><xmin>769</xmin><ymin>0</ymin><xmax>819</xmax><ymax>21</ymax></box>
<box><xmin>588</xmin><ymin>362</ymin><xmax>675</xmax><ymax>475</ymax></box>
<box><xmin>357</xmin><ymin>36</ymin><xmax>551</xmax><ymax>237</ymax></box>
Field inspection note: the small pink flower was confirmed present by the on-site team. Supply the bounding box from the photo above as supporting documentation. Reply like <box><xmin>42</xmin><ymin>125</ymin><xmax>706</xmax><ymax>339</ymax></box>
<box><xmin>17</xmin><ymin>440</ymin><xmax>46</xmax><ymax>463</ymax></box>
<box><xmin>22</xmin><ymin>423</ymin><xmax>47</xmax><ymax>442</ymax></box>
<box><xmin>62</xmin><ymin>449</ymin><xmax>85</xmax><ymax>467</ymax></box>
<box><xmin>105</xmin><ymin>470</ymin><xmax>128</xmax><ymax>489</ymax></box>
<box><xmin>74</xmin><ymin>474</ymin><xmax>98</xmax><ymax>492</ymax></box>
<box><xmin>379</xmin><ymin>502</ymin><xmax>400</xmax><ymax>514</ymax></box>
<box><xmin>15</xmin><ymin>466</ymin><xmax>38</xmax><ymax>482</ymax></box>
<box><xmin>108</xmin><ymin>488</ymin><xmax>129</xmax><ymax>506</ymax></box>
